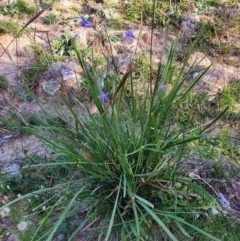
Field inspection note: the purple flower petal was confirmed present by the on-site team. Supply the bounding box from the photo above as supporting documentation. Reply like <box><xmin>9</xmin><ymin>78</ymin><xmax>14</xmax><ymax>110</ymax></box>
<box><xmin>3</xmin><ymin>135</ymin><xmax>13</xmax><ymax>141</ymax></box>
<box><xmin>98</xmin><ymin>91</ymin><xmax>109</xmax><ymax>102</ymax></box>
<box><xmin>219</xmin><ymin>193</ymin><xmax>228</xmax><ymax>205</ymax></box>
<box><xmin>125</xmin><ymin>30</ymin><xmax>135</xmax><ymax>38</ymax></box>
<box><xmin>62</xmin><ymin>69</ymin><xmax>72</xmax><ymax>76</ymax></box>
<box><xmin>80</xmin><ymin>17</ymin><xmax>93</xmax><ymax>28</ymax></box>
<box><xmin>158</xmin><ymin>83</ymin><xmax>166</xmax><ymax>91</ymax></box>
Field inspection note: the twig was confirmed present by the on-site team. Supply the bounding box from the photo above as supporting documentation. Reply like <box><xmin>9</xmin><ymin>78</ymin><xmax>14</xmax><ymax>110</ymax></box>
<box><xmin>149</xmin><ymin>0</ymin><xmax>156</xmax><ymax>95</ymax></box>
<box><xmin>111</xmin><ymin>63</ymin><xmax>136</xmax><ymax>104</ymax></box>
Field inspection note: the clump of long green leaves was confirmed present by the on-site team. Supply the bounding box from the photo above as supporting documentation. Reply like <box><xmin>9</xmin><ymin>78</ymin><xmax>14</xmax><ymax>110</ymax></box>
<box><xmin>1</xmin><ymin>41</ymin><xmax>227</xmax><ymax>241</ymax></box>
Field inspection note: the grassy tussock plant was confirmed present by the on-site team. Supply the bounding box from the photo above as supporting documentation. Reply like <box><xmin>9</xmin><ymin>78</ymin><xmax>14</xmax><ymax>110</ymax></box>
<box><xmin>0</xmin><ymin>40</ymin><xmax>228</xmax><ymax>240</ymax></box>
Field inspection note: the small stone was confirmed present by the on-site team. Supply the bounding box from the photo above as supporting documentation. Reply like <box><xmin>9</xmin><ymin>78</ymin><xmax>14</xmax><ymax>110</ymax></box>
<box><xmin>7</xmin><ymin>234</ymin><xmax>19</xmax><ymax>241</ymax></box>
<box><xmin>181</xmin><ymin>13</ymin><xmax>200</xmax><ymax>37</ymax></box>
<box><xmin>59</xmin><ymin>0</ymin><xmax>75</xmax><ymax>7</ymax></box>
<box><xmin>142</xmin><ymin>32</ymin><xmax>157</xmax><ymax>45</ymax></box>
<box><xmin>120</xmin><ymin>37</ymin><xmax>135</xmax><ymax>45</ymax></box>
<box><xmin>103</xmin><ymin>9</ymin><xmax>120</xmax><ymax>20</ymax></box>
<box><xmin>192</xmin><ymin>63</ymin><xmax>239</xmax><ymax>100</ymax></box>
<box><xmin>75</xmin><ymin>30</ymin><xmax>88</xmax><ymax>48</ymax></box>
<box><xmin>2</xmin><ymin>163</ymin><xmax>20</xmax><ymax>178</ymax></box>
<box><xmin>114</xmin><ymin>54</ymin><xmax>133</xmax><ymax>74</ymax></box>
<box><xmin>61</xmin><ymin>63</ymin><xmax>84</xmax><ymax>76</ymax></box>
<box><xmin>53</xmin><ymin>233</ymin><xmax>65</xmax><ymax>241</ymax></box>
<box><xmin>88</xmin><ymin>0</ymin><xmax>103</xmax><ymax>11</ymax></box>
<box><xmin>226</xmin><ymin>3</ymin><xmax>240</xmax><ymax>19</ymax></box>
<box><xmin>62</xmin><ymin>73</ymin><xmax>83</xmax><ymax>90</ymax></box>
<box><xmin>211</xmin><ymin>207</ymin><xmax>219</xmax><ymax>215</ymax></box>
<box><xmin>187</xmin><ymin>52</ymin><xmax>211</xmax><ymax>71</ymax></box>
<box><xmin>42</xmin><ymin>79</ymin><xmax>61</xmax><ymax>95</ymax></box>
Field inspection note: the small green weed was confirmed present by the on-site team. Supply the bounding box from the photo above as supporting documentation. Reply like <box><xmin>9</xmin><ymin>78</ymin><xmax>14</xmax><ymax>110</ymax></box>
<box><xmin>106</xmin><ymin>18</ymin><xmax>122</xmax><ymax>30</ymax></box>
<box><xmin>0</xmin><ymin>75</ymin><xmax>8</xmax><ymax>89</ymax></box>
<box><xmin>21</xmin><ymin>42</ymin><xmax>66</xmax><ymax>90</ymax></box>
<box><xmin>0</xmin><ymin>20</ymin><xmax>27</xmax><ymax>36</ymax></box>
<box><xmin>51</xmin><ymin>30</ymin><xmax>77</xmax><ymax>58</ymax></box>
<box><xmin>42</xmin><ymin>13</ymin><xmax>60</xmax><ymax>25</ymax></box>
<box><xmin>197</xmin><ymin>21</ymin><xmax>222</xmax><ymax>49</ymax></box>
<box><xmin>172</xmin><ymin>92</ymin><xmax>208</xmax><ymax>127</ymax></box>
<box><xmin>122</xmin><ymin>0</ymin><xmax>168</xmax><ymax>27</ymax></box>
<box><xmin>217</xmin><ymin>81</ymin><xmax>240</xmax><ymax>115</ymax></box>
<box><xmin>215</xmin><ymin>128</ymin><xmax>240</xmax><ymax>162</ymax></box>
<box><xmin>0</xmin><ymin>0</ymin><xmax>35</xmax><ymax>16</ymax></box>
<box><xmin>122</xmin><ymin>0</ymin><xmax>189</xmax><ymax>27</ymax></box>
<box><xmin>15</xmin><ymin>0</ymin><xmax>35</xmax><ymax>15</ymax></box>
<box><xmin>230</xmin><ymin>16</ymin><xmax>240</xmax><ymax>34</ymax></box>
<box><xmin>28</xmin><ymin>43</ymin><xmax>45</xmax><ymax>57</ymax></box>
<box><xmin>70</xmin><ymin>6</ymin><xmax>79</xmax><ymax>13</ymax></box>
<box><xmin>219</xmin><ymin>87</ymin><xmax>236</xmax><ymax>113</ymax></box>
<box><xmin>189</xmin><ymin>214</ymin><xmax>240</xmax><ymax>241</ymax></box>
<box><xmin>21</xmin><ymin>55</ymin><xmax>52</xmax><ymax>90</ymax></box>
<box><xmin>9</xmin><ymin>87</ymin><xmax>33</xmax><ymax>102</ymax></box>
<box><xmin>105</xmin><ymin>0</ymin><xmax>119</xmax><ymax>8</ymax></box>
<box><xmin>194</xmin><ymin>0</ymin><xmax>219</xmax><ymax>13</ymax></box>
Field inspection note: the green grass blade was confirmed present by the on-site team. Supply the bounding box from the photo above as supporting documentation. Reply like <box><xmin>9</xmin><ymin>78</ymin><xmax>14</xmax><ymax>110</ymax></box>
<box><xmin>174</xmin><ymin>220</ymin><xmax>191</xmax><ymax>238</ymax></box>
<box><xmin>161</xmin><ymin>213</ymin><xmax>221</xmax><ymax>241</ymax></box>
<box><xmin>105</xmin><ymin>176</ymin><xmax>122</xmax><ymax>240</ymax></box>
<box><xmin>123</xmin><ymin>174</ymin><xmax>127</xmax><ymax>198</ymax></box>
<box><xmin>135</xmin><ymin>195</ymin><xmax>154</xmax><ymax>208</ymax></box>
<box><xmin>131</xmin><ymin>199</ymin><xmax>140</xmax><ymax>240</ymax></box>
<box><xmin>46</xmin><ymin>185</ymin><xmax>87</xmax><ymax>241</ymax></box>
<box><xmin>0</xmin><ymin>185</ymin><xmax>63</xmax><ymax>210</ymax></box>
<box><xmin>137</xmin><ymin>201</ymin><xmax>178</xmax><ymax>241</ymax></box>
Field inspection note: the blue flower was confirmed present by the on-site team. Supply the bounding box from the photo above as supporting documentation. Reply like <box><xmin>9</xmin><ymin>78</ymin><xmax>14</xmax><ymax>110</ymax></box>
<box><xmin>125</xmin><ymin>30</ymin><xmax>135</xmax><ymax>38</ymax></box>
<box><xmin>80</xmin><ymin>17</ymin><xmax>93</xmax><ymax>28</ymax></box>
<box><xmin>219</xmin><ymin>193</ymin><xmax>228</xmax><ymax>205</ymax></box>
<box><xmin>62</xmin><ymin>69</ymin><xmax>72</xmax><ymax>76</ymax></box>
<box><xmin>158</xmin><ymin>82</ymin><xmax>166</xmax><ymax>91</ymax></box>
<box><xmin>98</xmin><ymin>91</ymin><xmax>109</xmax><ymax>102</ymax></box>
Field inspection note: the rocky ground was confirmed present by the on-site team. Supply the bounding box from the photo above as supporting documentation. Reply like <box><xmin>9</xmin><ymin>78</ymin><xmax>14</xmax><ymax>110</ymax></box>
<box><xmin>0</xmin><ymin>0</ymin><xmax>240</xmax><ymax>240</ymax></box>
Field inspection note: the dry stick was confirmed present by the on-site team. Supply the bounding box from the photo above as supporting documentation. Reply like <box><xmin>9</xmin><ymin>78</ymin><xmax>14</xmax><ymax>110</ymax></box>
<box><xmin>111</xmin><ymin>64</ymin><xmax>136</xmax><ymax>104</ymax></box>
<box><xmin>212</xmin><ymin>21</ymin><xmax>229</xmax><ymax>89</ymax></box>
<box><xmin>159</xmin><ymin>8</ymin><xmax>181</xmax><ymax>29</ymax></box>
<box><xmin>0</xmin><ymin>43</ymin><xmax>13</xmax><ymax>61</ymax></box>
<box><xmin>46</xmin><ymin>31</ymin><xmax>55</xmax><ymax>61</ymax></box>
<box><xmin>149</xmin><ymin>0</ymin><xmax>156</xmax><ymax>95</ymax></box>
<box><xmin>0</xmin><ymin>4</ymin><xmax>51</xmax><ymax>58</ymax></box>
<box><xmin>106</xmin><ymin>1</ymin><xmax>147</xmax><ymax>105</ymax></box>
<box><xmin>100</xmin><ymin>26</ymin><xmax>119</xmax><ymax>73</ymax></box>
<box><xmin>37</xmin><ymin>30</ymin><xmax>55</xmax><ymax>70</ymax></box>
<box><xmin>16</xmin><ymin>35</ymin><xmax>18</xmax><ymax>66</ymax></box>
<box><xmin>110</xmin><ymin>1</ymin><xmax>144</xmax><ymax>104</ymax></box>
<box><xmin>134</xmin><ymin>10</ymin><xmax>143</xmax><ymax>58</ymax></box>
